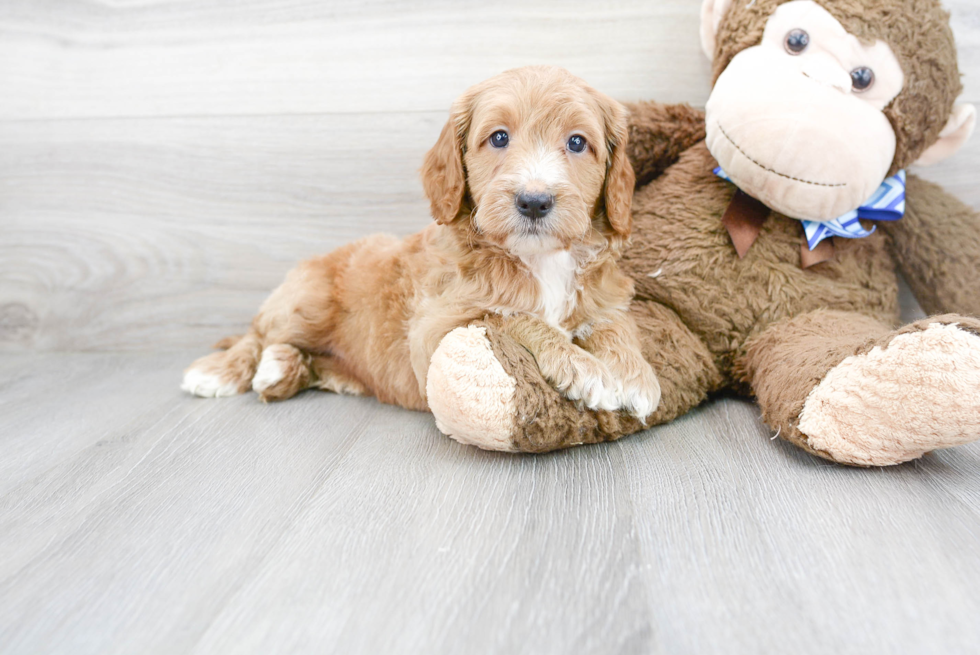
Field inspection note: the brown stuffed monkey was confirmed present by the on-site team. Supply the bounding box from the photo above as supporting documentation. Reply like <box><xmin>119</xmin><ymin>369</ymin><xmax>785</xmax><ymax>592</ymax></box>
<box><xmin>424</xmin><ymin>0</ymin><xmax>980</xmax><ymax>466</ymax></box>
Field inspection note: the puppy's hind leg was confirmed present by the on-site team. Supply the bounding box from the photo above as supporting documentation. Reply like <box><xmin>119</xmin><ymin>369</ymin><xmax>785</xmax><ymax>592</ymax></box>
<box><xmin>252</xmin><ymin>345</ymin><xmax>367</xmax><ymax>402</ymax></box>
<box><xmin>212</xmin><ymin>334</ymin><xmax>245</xmax><ymax>350</ymax></box>
<box><xmin>182</xmin><ymin>332</ymin><xmax>262</xmax><ymax>397</ymax></box>
<box><xmin>252</xmin><ymin>344</ymin><xmax>314</xmax><ymax>402</ymax></box>
<box><xmin>309</xmin><ymin>354</ymin><xmax>367</xmax><ymax>396</ymax></box>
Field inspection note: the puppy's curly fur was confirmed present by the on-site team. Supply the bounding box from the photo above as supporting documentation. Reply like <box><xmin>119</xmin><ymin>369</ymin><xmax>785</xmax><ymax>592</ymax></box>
<box><xmin>181</xmin><ymin>66</ymin><xmax>660</xmax><ymax>420</ymax></box>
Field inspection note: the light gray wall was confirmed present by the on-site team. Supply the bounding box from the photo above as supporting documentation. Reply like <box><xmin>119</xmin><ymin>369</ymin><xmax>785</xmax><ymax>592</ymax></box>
<box><xmin>1</xmin><ymin>0</ymin><xmax>977</xmax><ymax>352</ymax></box>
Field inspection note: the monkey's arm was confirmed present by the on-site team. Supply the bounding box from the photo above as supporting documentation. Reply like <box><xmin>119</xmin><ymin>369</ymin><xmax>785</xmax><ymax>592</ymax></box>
<box><xmin>884</xmin><ymin>173</ymin><xmax>980</xmax><ymax>317</ymax></box>
<box><xmin>624</xmin><ymin>101</ymin><xmax>706</xmax><ymax>188</ymax></box>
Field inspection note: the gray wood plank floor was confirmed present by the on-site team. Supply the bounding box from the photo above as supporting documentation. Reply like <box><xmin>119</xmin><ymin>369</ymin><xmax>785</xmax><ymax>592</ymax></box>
<box><xmin>2</xmin><ymin>1</ymin><xmax>980</xmax><ymax>653</ymax></box>
<box><xmin>2</xmin><ymin>352</ymin><xmax>980</xmax><ymax>654</ymax></box>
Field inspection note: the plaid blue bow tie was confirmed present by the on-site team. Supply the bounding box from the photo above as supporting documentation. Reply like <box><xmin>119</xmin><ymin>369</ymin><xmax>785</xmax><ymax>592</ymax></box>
<box><xmin>714</xmin><ymin>167</ymin><xmax>906</xmax><ymax>250</ymax></box>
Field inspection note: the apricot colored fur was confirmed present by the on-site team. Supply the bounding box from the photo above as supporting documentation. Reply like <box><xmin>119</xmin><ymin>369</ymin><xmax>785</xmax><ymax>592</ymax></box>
<box><xmin>184</xmin><ymin>66</ymin><xmax>655</xmax><ymax>415</ymax></box>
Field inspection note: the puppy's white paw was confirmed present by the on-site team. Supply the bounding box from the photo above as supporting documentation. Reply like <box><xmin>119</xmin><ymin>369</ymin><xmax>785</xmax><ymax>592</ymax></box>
<box><xmin>251</xmin><ymin>346</ymin><xmax>288</xmax><ymax>393</ymax></box>
<box><xmin>559</xmin><ymin>354</ymin><xmax>622</xmax><ymax>412</ymax></box>
<box><xmin>620</xmin><ymin>369</ymin><xmax>661</xmax><ymax>423</ymax></box>
<box><xmin>181</xmin><ymin>368</ymin><xmax>242</xmax><ymax>398</ymax></box>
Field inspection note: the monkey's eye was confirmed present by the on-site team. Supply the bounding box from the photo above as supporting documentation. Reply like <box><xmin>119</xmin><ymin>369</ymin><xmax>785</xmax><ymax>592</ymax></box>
<box><xmin>567</xmin><ymin>135</ymin><xmax>587</xmax><ymax>153</ymax></box>
<box><xmin>489</xmin><ymin>130</ymin><xmax>509</xmax><ymax>148</ymax></box>
<box><xmin>784</xmin><ymin>29</ymin><xmax>809</xmax><ymax>55</ymax></box>
<box><xmin>850</xmin><ymin>67</ymin><xmax>875</xmax><ymax>92</ymax></box>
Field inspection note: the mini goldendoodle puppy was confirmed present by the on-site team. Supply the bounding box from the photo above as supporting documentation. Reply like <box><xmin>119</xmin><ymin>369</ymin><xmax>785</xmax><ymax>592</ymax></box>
<box><xmin>182</xmin><ymin>65</ymin><xmax>661</xmax><ymax>421</ymax></box>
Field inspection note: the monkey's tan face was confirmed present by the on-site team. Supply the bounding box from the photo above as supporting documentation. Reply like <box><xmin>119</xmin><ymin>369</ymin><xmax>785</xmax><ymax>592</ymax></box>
<box><xmin>705</xmin><ymin>0</ymin><xmax>905</xmax><ymax>222</ymax></box>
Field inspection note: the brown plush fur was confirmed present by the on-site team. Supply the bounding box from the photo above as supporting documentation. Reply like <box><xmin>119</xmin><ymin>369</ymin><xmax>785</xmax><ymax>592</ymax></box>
<box><xmin>450</xmin><ymin>2</ymin><xmax>980</xmax><ymax>464</ymax></box>
<box><xmin>888</xmin><ymin>174</ymin><xmax>980</xmax><ymax>317</ymax></box>
<box><xmin>184</xmin><ymin>66</ymin><xmax>657</xmax><ymax>414</ymax></box>
<box><xmin>744</xmin><ymin>311</ymin><xmax>980</xmax><ymax>463</ymax></box>
<box><xmin>479</xmin><ymin>296</ymin><xmax>724</xmax><ymax>453</ymax></box>
<box><xmin>740</xmin><ymin>309</ymin><xmax>894</xmax><ymax>459</ymax></box>
<box><xmin>625</xmin><ymin>101</ymin><xmax>707</xmax><ymax>188</ymax></box>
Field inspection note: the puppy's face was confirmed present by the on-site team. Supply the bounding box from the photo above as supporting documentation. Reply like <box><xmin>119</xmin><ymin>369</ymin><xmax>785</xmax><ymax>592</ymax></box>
<box><xmin>463</xmin><ymin>77</ymin><xmax>609</xmax><ymax>254</ymax></box>
<box><xmin>421</xmin><ymin>66</ymin><xmax>634</xmax><ymax>254</ymax></box>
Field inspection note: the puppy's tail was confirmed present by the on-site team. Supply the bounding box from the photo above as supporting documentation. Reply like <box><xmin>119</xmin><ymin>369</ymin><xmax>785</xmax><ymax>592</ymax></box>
<box><xmin>212</xmin><ymin>334</ymin><xmax>245</xmax><ymax>350</ymax></box>
<box><xmin>181</xmin><ymin>331</ymin><xmax>262</xmax><ymax>398</ymax></box>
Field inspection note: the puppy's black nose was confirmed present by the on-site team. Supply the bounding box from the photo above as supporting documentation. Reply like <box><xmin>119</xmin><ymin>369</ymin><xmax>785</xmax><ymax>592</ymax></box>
<box><xmin>515</xmin><ymin>192</ymin><xmax>554</xmax><ymax>219</ymax></box>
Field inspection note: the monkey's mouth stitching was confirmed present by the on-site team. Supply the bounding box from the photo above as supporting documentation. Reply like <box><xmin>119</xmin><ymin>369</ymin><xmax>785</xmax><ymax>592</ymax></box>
<box><xmin>716</xmin><ymin>123</ymin><xmax>847</xmax><ymax>188</ymax></box>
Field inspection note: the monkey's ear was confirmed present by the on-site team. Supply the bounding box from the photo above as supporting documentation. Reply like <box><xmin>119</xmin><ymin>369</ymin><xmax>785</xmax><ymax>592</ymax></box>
<box><xmin>700</xmin><ymin>0</ymin><xmax>734</xmax><ymax>60</ymax></box>
<box><xmin>420</xmin><ymin>96</ymin><xmax>472</xmax><ymax>224</ymax></box>
<box><xmin>914</xmin><ymin>104</ymin><xmax>977</xmax><ymax>167</ymax></box>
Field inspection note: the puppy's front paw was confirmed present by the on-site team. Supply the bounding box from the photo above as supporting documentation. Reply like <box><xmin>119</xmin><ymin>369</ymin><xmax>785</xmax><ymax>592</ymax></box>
<box><xmin>549</xmin><ymin>351</ymin><xmax>621</xmax><ymax>412</ymax></box>
<box><xmin>619</xmin><ymin>364</ymin><xmax>661</xmax><ymax>423</ymax></box>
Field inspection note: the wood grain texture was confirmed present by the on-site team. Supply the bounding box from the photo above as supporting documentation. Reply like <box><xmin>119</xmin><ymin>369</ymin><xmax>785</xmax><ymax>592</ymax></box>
<box><xmin>0</xmin><ymin>113</ymin><xmax>438</xmax><ymax>351</ymax></box>
<box><xmin>0</xmin><ymin>0</ymin><xmax>974</xmax><ymax>120</ymax></box>
<box><xmin>0</xmin><ymin>0</ymin><xmax>713</xmax><ymax>120</ymax></box>
<box><xmin>1</xmin><ymin>352</ymin><xmax>979</xmax><ymax>655</ymax></box>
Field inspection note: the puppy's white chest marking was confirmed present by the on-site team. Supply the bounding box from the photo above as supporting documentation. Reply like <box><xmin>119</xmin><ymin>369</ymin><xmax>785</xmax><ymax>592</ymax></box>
<box><xmin>521</xmin><ymin>250</ymin><xmax>578</xmax><ymax>329</ymax></box>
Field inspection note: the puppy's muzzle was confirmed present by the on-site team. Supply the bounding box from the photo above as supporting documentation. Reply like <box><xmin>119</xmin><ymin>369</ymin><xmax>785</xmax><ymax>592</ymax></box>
<box><xmin>515</xmin><ymin>192</ymin><xmax>554</xmax><ymax>220</ymax></box>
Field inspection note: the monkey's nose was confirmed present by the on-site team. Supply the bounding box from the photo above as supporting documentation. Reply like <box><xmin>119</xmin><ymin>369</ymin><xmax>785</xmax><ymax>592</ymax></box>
<box><xmin>515</xmin><ymin>192</ymin><xmax>554</xmax><ymax>219</ymax></box>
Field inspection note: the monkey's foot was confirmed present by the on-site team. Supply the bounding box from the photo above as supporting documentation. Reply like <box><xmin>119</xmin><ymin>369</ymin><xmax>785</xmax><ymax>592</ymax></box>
<box><xmin>798</xmin><ymin>320</ymin><xmax>980</xmax><ymax>466</ymax></box>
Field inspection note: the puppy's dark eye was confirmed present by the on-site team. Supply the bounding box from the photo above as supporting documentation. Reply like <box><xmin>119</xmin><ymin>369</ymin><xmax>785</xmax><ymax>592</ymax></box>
<box><xmin>784</xmin><ymin>29</ymin><xmax>809</xmax><ymax>55</ymax></box>
<box><xmin>489</xmin><ymin>130</ymin><xmax>509</xmax><ymax>148</ymax></box>
<box><xmin>567</xmin><ymin>135</ymin><xmax>587</xmax><ymax>153</ymax></box>
<box><xmin>850</xmin><ymin>66</ymin><xmax>875</xmax><ymax>92</ymax></box>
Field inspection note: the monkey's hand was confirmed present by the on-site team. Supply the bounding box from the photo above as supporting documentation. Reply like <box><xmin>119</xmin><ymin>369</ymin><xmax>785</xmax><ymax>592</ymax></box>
<box><xmin>885</xmin><ymin>174</ymin><xmax>980</xmax><ymax>317</ymax></box>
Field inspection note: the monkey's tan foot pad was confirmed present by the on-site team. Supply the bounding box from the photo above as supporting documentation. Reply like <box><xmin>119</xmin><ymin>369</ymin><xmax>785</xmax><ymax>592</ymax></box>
<box><xmin>799</xmin><ymin>322</ymin><xmax>980</xmax><ymax>466</ymax></box>
<box><xmin>427</xmin><ymin>326</ymin><xmax>519</xmax><ymax>452</ymax></box>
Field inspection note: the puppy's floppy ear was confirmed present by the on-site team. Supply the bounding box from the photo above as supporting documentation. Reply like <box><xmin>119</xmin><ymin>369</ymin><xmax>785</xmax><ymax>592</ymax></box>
<box><xmin>596</xmin><ymin>93</ymin><xmax>635</xmax><ymax>239</ymax></box>
<box><xmin>421</xmin><ymin>94</ymin><xmax>473</xmax><ymax>224</ymax></box>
